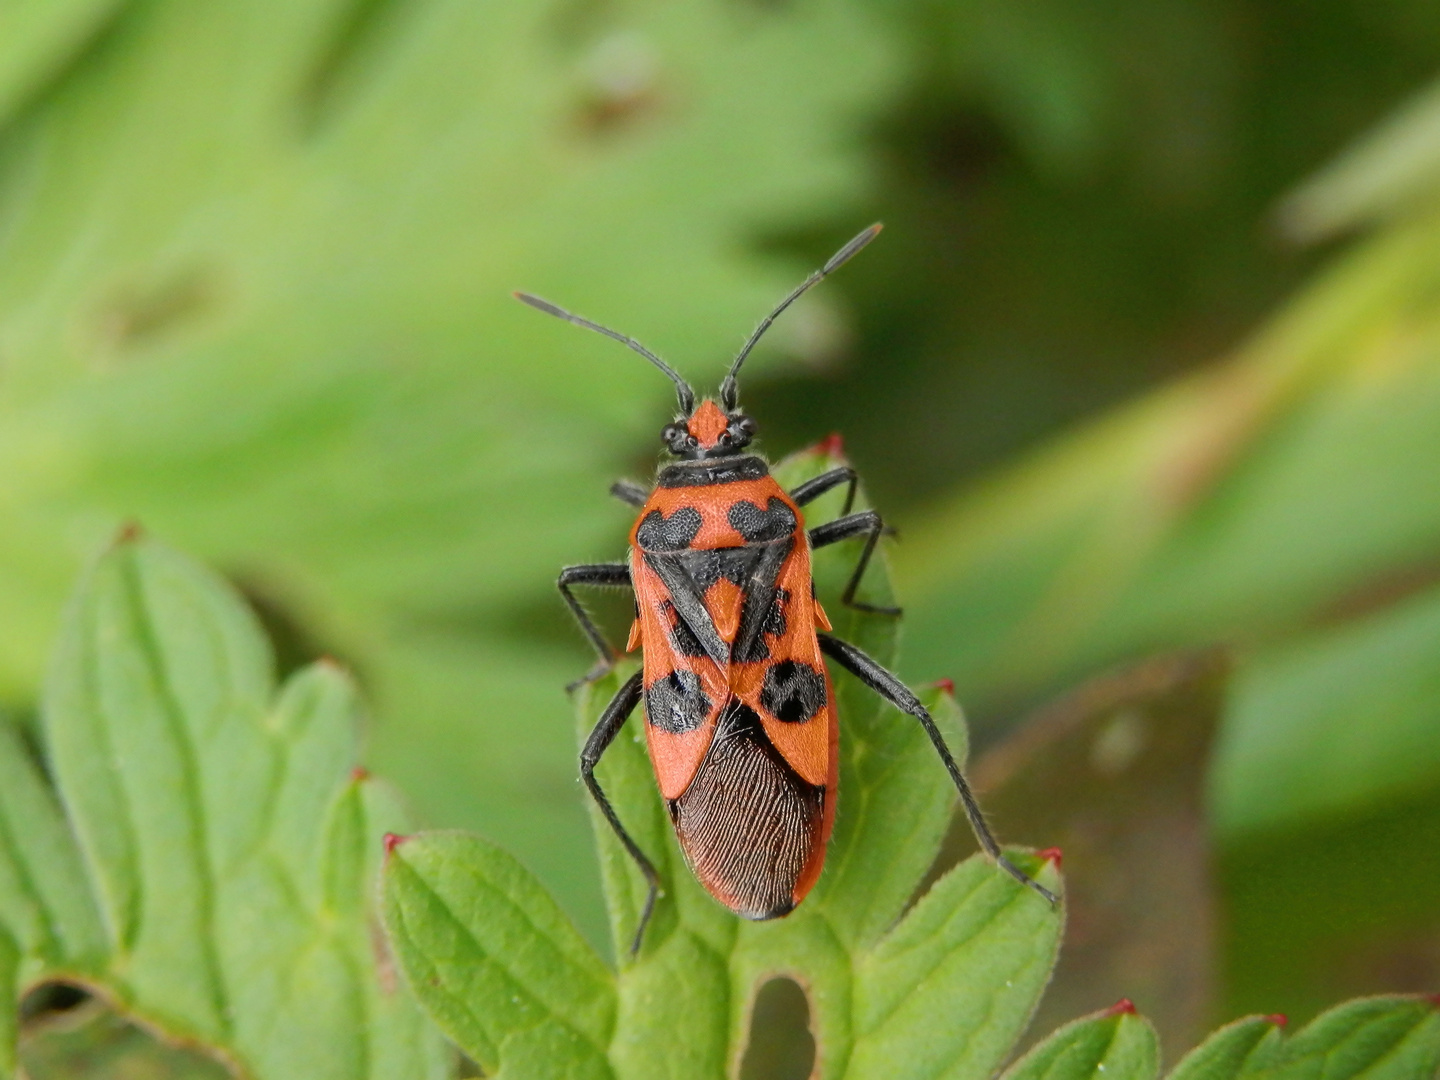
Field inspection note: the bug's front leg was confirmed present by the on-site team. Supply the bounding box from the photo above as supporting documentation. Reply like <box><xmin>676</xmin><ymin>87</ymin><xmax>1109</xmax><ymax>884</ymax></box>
<box><xmin>789</xmin><ymin>465</ymin><xmax>857</xmax><ymax>515</ymax></box>
<box><xmin>816</xmin><ymin>633</ymin><xmax>1058</xmax><ymax>905</ymax></box>
<box><xmin>557</xmin><ymin>562</ymin><xmax>633</xmax><ymax>688</ymax></box>
<box><xmin>582</xmin><ymin>670</ymin><xmax>663</xmax><ymax>954</ymax></box>
<box><xmin>808</xmin><ymin>510</ymin><xmax>901</xmax><ymax>616</ymax></box>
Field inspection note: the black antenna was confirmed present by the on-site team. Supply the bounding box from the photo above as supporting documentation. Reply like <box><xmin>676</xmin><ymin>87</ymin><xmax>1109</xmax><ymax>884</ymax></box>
<box><xmin>719</xmin><ymin>222</ymin><xmax>882</xmax><ymax>410</ymax></box>
<box><xmin>515</xmin><ymin>291</ymin><xmax>695</xmax><ymax>413</ymax></box>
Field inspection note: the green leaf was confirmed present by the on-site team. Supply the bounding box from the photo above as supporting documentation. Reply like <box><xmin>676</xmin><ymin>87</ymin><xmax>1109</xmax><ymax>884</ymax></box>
<box><xmin>1165</xmin><ymin>1015</ymin><xmax>1285</xmax><ymax>1080</ymax></box>
<box><xmin>0</xmin><ymin>0</ymin><xmax>122</xmax><ymax>123</ymax></box>
<box><xmin>381</xmin><ymin>831</ymin><xmax>616</xmax><ymax>1078</ymax></box>
<box><xmin>0</xmin><ymin>533</ymin><xmax>448</xmax><ymax>1079</ymax></box>
<box><xmin>1002</xmin><ymin>1006</ymin><xmax>1160</xmax><ymax>1080</ymax></box>
<box><xmin>1214</xmin><ymin>581</ymin><xmax>1440</xmax><ymax>838</ymax></box>
<box><xmin>0</xmin><ymin>723</ymin><xmax>105</xmax><ymax>973</ymax></box>
<box><xmin>0</xmin><ymin>927</ymin><xmax>16</xmax><ymax>1080</ymax></box>
<box><xmin>384</xmin><ymin>444</ymin><xmax>1065</xmax><ymax>1077</ymax></box>
<box><xmin>848</xmin><ymin>854</ymin><xmax>1066</xmax><ymax>1080</ymax></box>
<box><xmin>1248</xmin><ymin>996</ymin><xmax>1440</xmax><ymax>1080</ymax></box>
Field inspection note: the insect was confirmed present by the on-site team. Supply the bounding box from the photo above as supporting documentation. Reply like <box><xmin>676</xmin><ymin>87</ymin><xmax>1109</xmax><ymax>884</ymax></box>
<box><xmin>518</xmin><ymin>224</ymin><xmax>1056</xmax><ymax>953</ymax></box>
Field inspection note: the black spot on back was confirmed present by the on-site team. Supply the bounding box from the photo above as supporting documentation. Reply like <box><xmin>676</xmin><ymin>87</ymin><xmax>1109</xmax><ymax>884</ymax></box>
<box><xmin>637</xmin><ymin>506</ymin><xmax>703</xmax><ymax>551</ymax></box>
<box><xmin>729</xmin><ymin>498</ymin><xmax>797</xmax><ymax>543</ymax></box>
<box><xmin>669</xmin><ymin>702</ymin><xmax>825</xmax><ymax>920</ymax></box>
<box><xmin>760</xmin><ymin>660</ymin><xmax>827</xmax><ymax>724</ymax></box>
<box><xmin>646</xmin><ymin>669</ymin><xmax>712</xmax><ymax>734</ymax></box>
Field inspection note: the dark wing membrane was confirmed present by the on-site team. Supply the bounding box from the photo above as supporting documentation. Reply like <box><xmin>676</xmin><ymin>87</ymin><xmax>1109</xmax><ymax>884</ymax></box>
<box><xmin>668</xmin><ymin>699</ymin><xmax>824</xmax><ymax>919</ymax></box>
<box><xmin>731</xmin><ymin>537</ymin><xmax>794</xmax><ymax>664</ymax></box>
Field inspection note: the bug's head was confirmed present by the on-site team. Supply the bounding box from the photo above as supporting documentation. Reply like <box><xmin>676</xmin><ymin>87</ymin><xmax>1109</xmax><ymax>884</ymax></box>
<box><xmin>514</xmin><ymin>223</ymin><xmax>880</xmax><ymax>458</ymax></box>
<box><xmin>661</xmin><ymin>399</ymin><xmax>756</xmax><ymax>459</ymax></box>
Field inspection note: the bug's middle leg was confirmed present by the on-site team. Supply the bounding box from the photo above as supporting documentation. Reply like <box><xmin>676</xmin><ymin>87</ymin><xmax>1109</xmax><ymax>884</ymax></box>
<box><xmin>582</xmin><ymin>670</ymin><xmax>663</xmax><ymax>955</ymax></box>
<box><xmin>816</xmin><ymin>632</ymin><xmax>1058</xmax><ymax>905</ymax></box>
<box><xmin>558</xmin><ymin>562</ymin><xmax>633</xmax><ymax>687</ymax></box>
<box><xmin>808</xmin><ymin>510</ymin><xmax>901</xmax><ymax>616</ymax></box>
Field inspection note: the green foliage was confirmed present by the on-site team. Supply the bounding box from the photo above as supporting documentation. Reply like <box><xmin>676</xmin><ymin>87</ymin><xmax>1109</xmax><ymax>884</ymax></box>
<box><xmin>1001</xmin><ymin>1006</ymin><xmax>1159</xmax><ymax>1080</ymax></box>
<box><xmin>893</xmin><ymin>71</ymin><xmax>1440</xmax><ymax>844</ymax></box>
<box><xmin>1168</xmin><ymin>998</ymin><xmax>1440</xmax><ymax>1080</ymax></box>
<box><xmin>0</xmin><ymin>533</ymin><xmax>447</xmax><ymax>1079</ymax></box>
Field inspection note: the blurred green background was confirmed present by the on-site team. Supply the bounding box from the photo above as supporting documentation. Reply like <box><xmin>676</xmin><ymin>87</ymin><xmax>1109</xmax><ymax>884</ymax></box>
<box><xmin>3</xmin><ymin>0</ymin><xmax>1440</xmax><ymax>1055</ymax></box>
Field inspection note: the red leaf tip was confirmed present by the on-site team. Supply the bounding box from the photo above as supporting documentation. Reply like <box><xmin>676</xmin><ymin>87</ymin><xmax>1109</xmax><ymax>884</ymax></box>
<box><xmin>1428</xmin><ymin>993</ymin><xmax>1440</xmax><ymax>1008</ymax></box>
<box><xmin>1266</xmin><ymin>1014</ymin><xmax>1288</xmax><ymax>1028</ymax></box>
<box><xmin>1106</xmin><ymin>999</ymin><xmax>1137</xmax><ymax>1016</ymax></box>
<box><xmin>1036</xmin><ymin>847</ymin><xmax>1063</xmax><ymax>868</ymax></box>
<box><xmin>383</xmin><ymin>833</ymin><xmax>408</xmax><ymax>856</ymax></box>
<box><xmin>350</xmin><ymin>766</ymin><xmax>370</xmax><ymax>783</ymax></box>
<box><xmin>935</xmin><ymin>678</ymin><xmax>956</xmax><ymax>695</ymax></box>
<box><xmin>818</xmin><ymin>432</ymin><xmax>845</xmax><ymax>458</ymax></box>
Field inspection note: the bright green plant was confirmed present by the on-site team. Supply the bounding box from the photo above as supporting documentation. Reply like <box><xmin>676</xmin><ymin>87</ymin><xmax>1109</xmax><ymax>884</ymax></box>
<box><xmin>0</xmin><ymin>531</ymin><xmax>447</xmax><ymax>1079</ymax></box>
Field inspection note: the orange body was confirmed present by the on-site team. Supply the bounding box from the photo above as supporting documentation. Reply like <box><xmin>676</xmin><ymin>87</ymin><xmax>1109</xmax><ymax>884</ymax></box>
<box><xmin>627</xmin><ymin>451</ymin><xmax>838</xmax><ymax>919</ymax></box>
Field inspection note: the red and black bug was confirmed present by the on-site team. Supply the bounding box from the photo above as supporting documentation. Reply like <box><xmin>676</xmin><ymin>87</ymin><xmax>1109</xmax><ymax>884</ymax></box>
<box><xmin>519</xmin><ymin>224</ymin><xmax>1056</xmax><ymax>953</ymax></box>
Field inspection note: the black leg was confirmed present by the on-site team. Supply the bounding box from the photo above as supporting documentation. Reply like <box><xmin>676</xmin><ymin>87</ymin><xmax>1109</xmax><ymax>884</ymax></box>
<box><xmin>558</xmin><ymin>563</ymin><xmax>633</xmax><ymax>687</ymax></box>
<box><xmin>808</xmin><ymin>510</ymin><xmax>901</xmax><ymax>616</ymax></box>
<box><xmin>611</xmin><ymin>479</ymin><xmax>650</xmax><ymax>507</ymax></box>
<box><xmin>789</xmin><ymin>466</ymin><xmax>857</xmax><ymax>515</ymax></box>
<box><xmin>582</xmin><ymin>671</ymin><xmax>663</xmax><ymax>954</ymax></box>
<box><xmin>817</xmin><ymin>634</ymin><xmax>1058</xmax><ymax>905</ymax></box>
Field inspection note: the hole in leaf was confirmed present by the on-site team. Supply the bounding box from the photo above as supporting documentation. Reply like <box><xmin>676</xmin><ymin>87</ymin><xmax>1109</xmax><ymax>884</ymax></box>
<box><xmin>19</xmin><ymin>982</ymin><xmax>91</xmax><ymax>1028</ymax></box>
<box><xmin>739</xmin><ymin>975</ymin><xmax>815</xmax><ymax>1080</ymax></box>
<box><xmin>19</xmin><ymin>987</ymin><xmax>235</xmax><ymax>1079</ymax></box>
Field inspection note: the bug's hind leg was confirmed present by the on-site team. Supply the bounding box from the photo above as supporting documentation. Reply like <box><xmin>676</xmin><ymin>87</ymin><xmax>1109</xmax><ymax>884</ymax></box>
<box><xmin>582</xmin><ymin>671</ymin><xmax>664</xmax><ymax>954</ymax></box>
<box><xmin>558</xmin><ymin>563</ymin><xmax>633</xmax><ymax>689</ymax></box>
<box><xmin>808</xmin><ymin>510</ymin><xmax>902</xmax><ymax>616</ymax></box>
<box><xmin>610</xmin><ymin>479</ymin><xmax>650</xmax><ymax>507</ymax></box>
<box><xmin>816</xmin><ymin>633</ymin><xmax>1058</xmax><ymax>905</ymax></box>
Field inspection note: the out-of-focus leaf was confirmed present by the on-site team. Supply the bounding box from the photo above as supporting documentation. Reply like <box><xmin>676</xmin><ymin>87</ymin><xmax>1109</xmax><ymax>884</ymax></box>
<box><xmin>0</xmin><ymin>533</ymin><xmax>448</xmax><ymax>1078</ymax></box>
<box><xmin>1280</xmin><ymin>76</ymin><xmax>1440</xmax><ymax>241</ymax></box>
<box><xmin>383</xmin><ymin>445</ymin><xmax>1064</xmax><ymax>1078</ymax></box>
<box><xmin>0</xmin><ymin>929</ymin><xmax>15</xmax><ymax>1080</ymax></box>
<box><xmin>895</xmin><ymin>178</ymin><xmax>1440</xmax><ymax>844</ymax></box>
<box><xmin>1000</xmin><ymin>1005</ymin><xmax>1160</xmax><ymax>1080</ymax></box>
<box><xmin>1214</xmin><ymin>581</ymin><xmax>1440</xmax><ymax>838</ymax></box>
<box><xmin>0</xmin><ymin>723</ymin><xmax>105</xmax><ymax>974</ymax></box>
<box><xmin>1164</xmin><ymin>1016</ymin><xmax>1284</xmax><ymax>1080</ymax></box>
<box><xmin>933</xmin><ymin>650</ymin><xmax>1226</xmax><ymax>1055</ymax></box>
<box><xmin>0</xmin><ymin>0</ymin><xmax>122</xmax><ymax>124</ymax></box>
